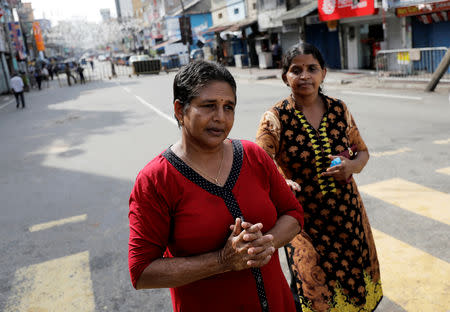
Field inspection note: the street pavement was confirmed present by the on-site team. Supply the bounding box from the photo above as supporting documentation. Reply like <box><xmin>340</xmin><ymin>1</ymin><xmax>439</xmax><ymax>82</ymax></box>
<box><xmin>0</xmin><ymin>68</ymin><xmax>449</xmax><ymax>312</ymax></box>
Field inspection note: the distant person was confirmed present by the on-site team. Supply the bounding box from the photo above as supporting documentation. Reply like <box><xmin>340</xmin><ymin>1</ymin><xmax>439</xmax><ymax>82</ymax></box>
<box><xmin>48</xmin><ymin>64</ymin><xmax>54</xmax><ymax>80</ymax></box>
<box><xmin>271</xmin><ymin>41</ymin><xmax>282</xmax><ymax>69</ymax></box>
<box><xmin>10</xmin><ymin>72</ymin><xmax>25</xmax><ymax>109</ymax></box>
<box><xmin>76</xmin><ymin>64</ymin><xmax>85</xmax><ymax>84</ymax></box>
<box><xmin>42</xmin><ymin>66</ymin><xmax>49</xmax><ymax>88</ymax></box>
<box><xmin>89</xmin><ymin>59</ymin><xmax>94</xmax><ymax>70</ymax></box>
<box><xmin>110</xmin><ymin>60</ymin><xmax>116</xmax><ymax>78</ymax></box>
<box><xmin>34</xmin><ymin>69</ymin><xmax>42</xmax><ymax>90</ymax></box>
<box><xmin>64</xmin><ymin>63</ymin><xmax>77</xmax><ymax>86</ymax></box>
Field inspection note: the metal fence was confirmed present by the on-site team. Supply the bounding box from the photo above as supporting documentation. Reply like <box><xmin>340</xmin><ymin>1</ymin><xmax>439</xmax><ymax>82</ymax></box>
<box><xmin>376</xmin><ymin>47</ymin><xmax>450</xmax><ymax>82</ymax></box>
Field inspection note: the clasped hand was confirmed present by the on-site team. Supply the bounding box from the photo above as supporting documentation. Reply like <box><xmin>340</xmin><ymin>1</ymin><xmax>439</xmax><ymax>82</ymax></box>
<box><xmin>219</xmin><ymin>218</ymin><xmax>275</xmax><ymax>271</ymax></box>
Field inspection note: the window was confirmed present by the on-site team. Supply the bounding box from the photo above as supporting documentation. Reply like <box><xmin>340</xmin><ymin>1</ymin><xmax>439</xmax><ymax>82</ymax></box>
<box><xmin>218</xmin><ymin>13</ymin><xmax>223</xmax><ymax>18</ymax></box>
<box><xmin>253</xmin><ymin>2</ymin><xmax>256</xmax><ymax>9</ymax></box>
<box><xmin>234</xmin><ymin>8</ymin><xmax>239</xmax><ymax>14</ymax></box>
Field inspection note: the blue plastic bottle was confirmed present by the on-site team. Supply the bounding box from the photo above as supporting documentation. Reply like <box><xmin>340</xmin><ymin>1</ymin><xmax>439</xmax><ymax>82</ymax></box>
<box><xmin>330</xmin><ymin>157</ymin><xmax>342</xmax><ymax>167</ymax></box>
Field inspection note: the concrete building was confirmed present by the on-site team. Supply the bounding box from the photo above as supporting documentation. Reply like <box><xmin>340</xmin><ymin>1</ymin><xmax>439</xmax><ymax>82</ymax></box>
<box><xmin>100</xmin><ymin>8</ymin><xmax>112</xmax><ymax>22</ymax></box>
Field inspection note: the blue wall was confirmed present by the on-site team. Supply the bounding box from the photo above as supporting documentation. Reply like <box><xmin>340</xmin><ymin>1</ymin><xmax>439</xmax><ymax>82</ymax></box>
<box><xmin>306</xmin><ymin>24</ymin><xmax>341</xmax><ymax>69</ymax></box>
<box><xmin>412</xmin><ymin>19</ymin><xmax>450</xmax><ymax>48</ymax></box>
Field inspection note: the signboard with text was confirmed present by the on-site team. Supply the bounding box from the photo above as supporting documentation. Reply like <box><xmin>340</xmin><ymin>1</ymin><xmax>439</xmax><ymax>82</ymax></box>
<box><xmin>396</xmin><ymin>0</ymin><xmax>450</xmax><ymax>16</ymax></box>
<box><xmin>8</xmin><ymin>22</ymin><xmax>26</xmax><ymax>59</ymax></box>
<box><xmin>33</xmin><ymin>21</ymin><xmax>45</xmax><ymax>51</ymax></box>
<box><xmin>319</xmin><ymin>0</ymin><xmax>377</xmax><ymax>21</ymax></box>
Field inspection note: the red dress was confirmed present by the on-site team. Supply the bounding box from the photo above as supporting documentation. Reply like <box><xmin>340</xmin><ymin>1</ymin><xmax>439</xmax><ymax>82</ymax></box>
<box><xmin>129</xmin><ymin>140</ymin><xmax>304</xmax><ymax>312</ymax></box>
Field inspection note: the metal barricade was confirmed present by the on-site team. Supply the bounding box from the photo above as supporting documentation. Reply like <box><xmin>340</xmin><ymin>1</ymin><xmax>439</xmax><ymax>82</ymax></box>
<box><xmin>376</xmin><ymin>47</ymin><xmax>450</xmax><ymax>82</ymax></box>
<box><xmin>133</xmin><ymin>60</ymin><xmax>161</xmax><ymax>75</ymax></box>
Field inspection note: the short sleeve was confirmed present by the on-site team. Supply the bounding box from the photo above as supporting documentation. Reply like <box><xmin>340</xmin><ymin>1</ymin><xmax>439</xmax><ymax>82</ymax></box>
<box><xmin>256</xmin><ymin>109</ymin><xmax>282</xmax><ymax>160</ymax></box>
<box><xmin>128</xmin><ymin>169</ymin><xmax>171</xmax><ymax>289</ymax></box>
<box><xmin>342</xmin><ymin>102</ymin><xmax>368</xmax><ymax>152</ymax></box>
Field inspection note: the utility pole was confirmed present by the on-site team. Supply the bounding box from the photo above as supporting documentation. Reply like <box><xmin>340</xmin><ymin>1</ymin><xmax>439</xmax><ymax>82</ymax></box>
<box><xmin>425</xmin><ymin>49</ymin><xmax>450</xmax><ymax>92</ymax></box>
<box><xmin>178</xmin><ymin>0</ymin><xmax>191</xmax><ymax>62</ymax></box>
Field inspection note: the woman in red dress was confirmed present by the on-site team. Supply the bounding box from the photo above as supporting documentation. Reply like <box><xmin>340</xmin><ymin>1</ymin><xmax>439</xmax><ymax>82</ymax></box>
<box><xmin>128</xmin><ymin>60</ymin><xmax>304</xmax><ymax>312</ymax></box>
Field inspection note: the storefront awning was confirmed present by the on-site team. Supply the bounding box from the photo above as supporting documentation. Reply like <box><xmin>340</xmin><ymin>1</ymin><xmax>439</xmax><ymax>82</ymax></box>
<box><xmin>227</xmin><ymin>17</ymin><xmax>258</xmax><ymax>31</ymax></box>
<box><xmin>417</xmin><ymin>10</ymin><xmax>449</xmax><ymax>23</ymax></box>
<box><xmin>201</xmin><ymin>24</ymin><xmax>233</xmax><ymax>34</ymax></box>
<box><xmin>281</xmin><ymin>2</ymin><xmax>318</xmax><ymax>24</ymax></box>
<box><xmin>152</xmin><ymin>39</ymin><xmax>180</xmax><ymax>50</ymax></box>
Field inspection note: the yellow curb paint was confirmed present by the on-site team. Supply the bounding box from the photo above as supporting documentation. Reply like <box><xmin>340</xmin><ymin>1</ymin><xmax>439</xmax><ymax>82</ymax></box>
<box><xmin>360</xmin><ymin>178</ymin><xmax>450</xmax><ymax>225</ymax></box>
<box><xmin>371</xmin><ymin>147</ymin><xmax>412</xmax><ymax>157</ymax></box>
<box><xmin>29</xmin><ymin>214</ymin><xmax>87</xmax><ymax>232</ymax></box>
<box><xmin>433</xmin><ymin>138</ymin><xmax>450</xmax><ymax>145</ymax></box>
<box><xmin>4</xmin><ymin>251</ymin><xmax>95</xmax><ymax>312</ymax></box>
<box><xmin>372</xmin><ymin>229</ymin><xmax>450</xmax><ymax>312</ymax></box>
<box><xmin>436</xmin><ymin>167</ymin><xmax>450</xmax><ymax>176</ymax></box>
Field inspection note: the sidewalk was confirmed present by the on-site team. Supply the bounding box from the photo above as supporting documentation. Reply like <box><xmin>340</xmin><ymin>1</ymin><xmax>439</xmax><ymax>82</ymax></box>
<box><xmin>226</xmin><ymin>66</ymin><xmax>450</xmax><ymax>92</ymax></box>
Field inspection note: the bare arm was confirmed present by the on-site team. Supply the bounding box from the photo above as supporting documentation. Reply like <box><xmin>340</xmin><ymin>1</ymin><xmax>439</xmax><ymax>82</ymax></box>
<box><xmin>266</xmin><ymin>214</ymin><xmax>301</xmax><ymax>249</ymax></box>
<box><xmin>136</xmin><ymin>250</ymin><xmax>226</xmax><ymax>289</ymax></box>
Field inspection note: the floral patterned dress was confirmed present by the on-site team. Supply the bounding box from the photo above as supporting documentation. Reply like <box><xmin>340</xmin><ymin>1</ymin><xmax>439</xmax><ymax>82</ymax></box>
<box><xmin>256</xmin><ymin>95</ymin><xmax>383</xmax><ymax>312</ymax></box>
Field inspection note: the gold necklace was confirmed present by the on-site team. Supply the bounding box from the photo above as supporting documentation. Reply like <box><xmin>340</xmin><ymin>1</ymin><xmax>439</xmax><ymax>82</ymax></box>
<box><xmin>183</xmin><ymin>147</ymin><xmax>225</xmax><ymax>185</ymax></box>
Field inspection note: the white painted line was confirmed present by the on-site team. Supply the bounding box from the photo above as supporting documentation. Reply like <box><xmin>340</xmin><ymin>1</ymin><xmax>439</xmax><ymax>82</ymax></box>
<box><xmin>433</xmin><ymin>138</ymin><xmax>450</xmax><ymax>145</ymax></box>
<box><xmin>29</xmin><ymin>214</ymin><xmax>87</xmax><ymax>232</ymax></box>
<box><xmin>0</xmin><ymin>99</ymin><xmax>14</xmax><ymax>110</ymax></box>
<box><xmin>4</xmin><ymin>251</ymin><xmax>95</xmax><ymax>312</ymax></box>
<box><xmin>436</xmin><ymin>167</ymin><xmax>450</xmax><ymax>176</ymax></box>
<box><xmin>135</xmin><ymin>95</ymin><xmax>178</xmax><ymax>126</ymax></box>
<box><xmin>371</xmin><ymin>147</ymin><xmax>412</xmax><ymax>157</ymax></box>
<box><xmin>123</xmin><ymin>86</ymin><xmax>131</xmax><ymax>93</ymax></box>
<box><xmin>341</xmin><ymin>91</ymin><xmax>422</xmax><ymax>100</ymax></box>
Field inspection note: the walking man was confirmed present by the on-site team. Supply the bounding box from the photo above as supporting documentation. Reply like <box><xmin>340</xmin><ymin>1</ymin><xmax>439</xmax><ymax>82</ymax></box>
<box><xmin>10</xmin><ymin>72</ymin><xmax>25</xmax><ymax>109</ymax></box>
<box><xmin>76</xmin><ymin>63</ymin><xmax>86</xmax><ymax>84</ymax></box>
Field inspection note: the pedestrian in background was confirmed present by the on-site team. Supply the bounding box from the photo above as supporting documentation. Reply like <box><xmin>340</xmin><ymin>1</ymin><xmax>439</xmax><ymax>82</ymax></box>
<box><xmin>64</xmin><ymin>63</ymin><xmax>76</xmax><ymax>86</ymax></box>
<box><xmin>128</xmin><ymin>60</ymin><xmax>304</xmax><ymax>312</ymax></box>
<box><xmin>42</xmin><ymin>66</ymin><xmax>49</xmax><ymax>88</ymax></box>
<box><xmin>256</xmin><ymin>43</ymin><xmax>383</xmax><ymax>312</ymax></box>
<box><xmin>48</xmin><ymin>64</ymin><xmax>54</xmax><ymax>80</ymax></box>
<box><xmin>10</xmin><ymin>72</ymin><xmax>25</xmax><ymax>109</ymax></box>
<box><xmin>34</xmin><ymin>69</ymin><xmax>42</xmax><ymax>90</ymax></box>
<box><xmin>76</xmin><ymin>64</ymin><xmax>85</xmax><ymax>84</ymax></box>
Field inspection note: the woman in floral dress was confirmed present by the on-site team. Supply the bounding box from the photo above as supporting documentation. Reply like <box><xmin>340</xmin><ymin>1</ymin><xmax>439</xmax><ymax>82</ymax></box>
<box><xmin>256</xmin><ymin>43</ymin><xmax>383</xmax><ymax>312</ymax></box>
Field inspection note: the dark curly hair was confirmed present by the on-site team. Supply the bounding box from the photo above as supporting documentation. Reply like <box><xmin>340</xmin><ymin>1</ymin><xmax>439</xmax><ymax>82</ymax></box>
<box><xmin>173</xmin><ymin>61</ymin><xmax>237</xmax><ymax>126</ymax></box>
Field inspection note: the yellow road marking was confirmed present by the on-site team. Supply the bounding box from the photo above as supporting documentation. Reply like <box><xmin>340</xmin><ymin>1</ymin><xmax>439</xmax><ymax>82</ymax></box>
<box><xmin>436</xmin><ymin>167</ymin><xmax>450</xmax><ymax>176</ymax></box>
<box><xmin>433</xmin><ymin>138</ymin><xmax>450</xmax><ymax>144</ymax></box>
<box><xmin>359</xmin><ymin>178</ymin><xmax>450</xmax><ymax>225</ymax></box>
<box><xmin>29</xmin><ymin>214</ymin><xmax>87</xmax><ymax>232</ymax></box>
<box><xmin>371</xmin><ymin>147</ymin><xmax>412</xmax><ymax>157</ymax></box>
<box><xmin>373</xmin><ymin>229</ymin><xmax>450</xmax><ymax>312</ymax></box>
<box><xmin>4</xmin><ymin>251</ymin><xmax>95</xmax><ymax>312</ymax></box>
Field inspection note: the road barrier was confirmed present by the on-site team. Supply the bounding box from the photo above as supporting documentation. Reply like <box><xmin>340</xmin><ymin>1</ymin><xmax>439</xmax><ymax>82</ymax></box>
<box><xmin>376</xmin><ymin>47</ymin><xmax>450</xmax><ymax>82</ymax></box>
<box><xmin>133</xmin><ymin>60</ymin><xmax>161</xmax><ymax>75</ymax></box>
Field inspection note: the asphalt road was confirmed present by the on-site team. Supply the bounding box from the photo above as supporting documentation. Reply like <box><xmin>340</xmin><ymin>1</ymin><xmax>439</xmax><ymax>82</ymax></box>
<box><xmin>0</xmin><ymin>72</ymin><xmax>449</xmax><ymax>312</ymax></box>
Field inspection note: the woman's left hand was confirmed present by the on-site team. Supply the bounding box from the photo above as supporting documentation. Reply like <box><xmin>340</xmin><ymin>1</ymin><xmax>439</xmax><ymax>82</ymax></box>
<box><xmin>320</xmin><ymin>155</ymin><xmax>354</xmax><ymax>182</ymax></box>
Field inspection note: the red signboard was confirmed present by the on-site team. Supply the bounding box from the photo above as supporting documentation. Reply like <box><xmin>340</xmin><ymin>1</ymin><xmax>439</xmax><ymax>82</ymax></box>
<box><xmin>396</xmin><ymin>0</ymin><xmax>450</xmax><ymax>16</ymax></box>
<box><xmin>318</xmin><ymin>0</ymin><xmax>377</xmax><ymax>21</ymax></box>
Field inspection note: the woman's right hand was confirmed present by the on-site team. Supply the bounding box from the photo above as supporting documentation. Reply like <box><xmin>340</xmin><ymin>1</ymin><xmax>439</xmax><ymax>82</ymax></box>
<box><xmin>219</xmin><ymin>218</ymin><xmax>275</xmax><ymax>271</ymax></box>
